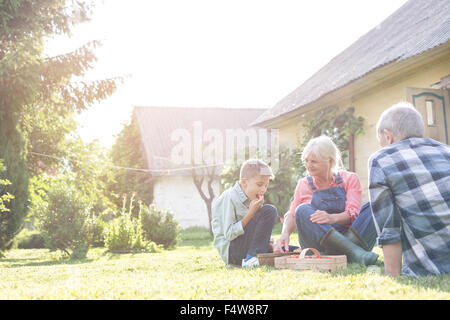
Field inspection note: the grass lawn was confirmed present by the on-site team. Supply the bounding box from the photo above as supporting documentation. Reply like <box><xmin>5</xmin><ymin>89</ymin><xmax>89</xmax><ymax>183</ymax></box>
<box><xmin>0</xmin><ymin>224</ymin><xmax>449</xmax><ymax>300</ymax></box>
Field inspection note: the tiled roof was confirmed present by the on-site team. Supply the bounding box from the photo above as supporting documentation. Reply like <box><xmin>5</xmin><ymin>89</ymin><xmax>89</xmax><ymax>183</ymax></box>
<box><xmin>135</xmin><ymin>106</ymin><xmax>267</xmax><ymax>175</ymax></box>
<box><xmin>252</xmin><ymin>0</ymin><xmax>450</xmax><ymax>126</ymax></box>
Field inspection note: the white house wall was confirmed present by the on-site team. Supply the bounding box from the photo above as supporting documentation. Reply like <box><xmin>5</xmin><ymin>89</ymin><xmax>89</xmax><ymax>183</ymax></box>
<box><xmin>152</xmin><ymin>176</ymin><xmax>221</xmax><ymax>229</ymax></box>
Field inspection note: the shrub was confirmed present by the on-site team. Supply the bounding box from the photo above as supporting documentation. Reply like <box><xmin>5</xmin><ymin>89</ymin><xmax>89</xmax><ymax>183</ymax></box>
<box><xmin>104</xmin><ymin>214</ymin><xmax>161</xmax><ymax>253</ymax></box>
<box><xmin>14</xmin><ymin>228</ymin><xmax>46</xmax><ymax>249</ymax></box>
<box><xmin>140</xmin><ymin>204</ymin><xmax>180</xmax><ymax>249</ymax></box>
<box><xmin>27</xmin><ymin>174</ymin><xmax>52</xmax><ymax>230</ymax></box>
<box><xmin>86</xmin><ymin>215</ymin><xmax>106</xmax><ymax>247</ymax></box>
<box><xmin>36</xmin><ymin>179</ymin><xmax>91</xmax><ymax>259</ymax></box>
<box><xmin>104</xmin><ymin>215</ymin><xmax>136</xmax><ymax>252</ymax></box>
<box><xmin>104</xmin><ymin>194</ymin><xmax>164</xmax><ymax>253</ymax></box>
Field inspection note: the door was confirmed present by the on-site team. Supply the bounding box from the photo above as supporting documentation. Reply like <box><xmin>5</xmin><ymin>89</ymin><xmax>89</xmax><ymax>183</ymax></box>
<box><xmin>406</xmin><ymin>87</ymin><xmax>450</xmax><ymax>144</ymax></box>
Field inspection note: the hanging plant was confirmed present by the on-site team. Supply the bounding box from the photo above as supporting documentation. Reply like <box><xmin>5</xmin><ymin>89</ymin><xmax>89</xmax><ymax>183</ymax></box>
<box><xmin>290</xmin><ymin>107</ymin><xmax>365</xmax><ymax>179</ymax></box>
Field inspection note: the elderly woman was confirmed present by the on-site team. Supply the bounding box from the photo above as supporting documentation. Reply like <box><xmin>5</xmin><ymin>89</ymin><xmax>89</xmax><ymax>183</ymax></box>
<box><xmin>274</xmin><ymin>135</ymin><xmax>378</xmax><ymax>265</ymax></box>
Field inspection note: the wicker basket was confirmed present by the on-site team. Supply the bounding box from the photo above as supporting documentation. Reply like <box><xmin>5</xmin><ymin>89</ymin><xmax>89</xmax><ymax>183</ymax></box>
<box><xmin>257</xmin><ymin>252</ymin><xmax>300</xmax><ymax>267</ymax></box>
<box><xmin>274</xmin><ymin>248</ymin><xmax>347</xmax><ymax>272</ymax></box>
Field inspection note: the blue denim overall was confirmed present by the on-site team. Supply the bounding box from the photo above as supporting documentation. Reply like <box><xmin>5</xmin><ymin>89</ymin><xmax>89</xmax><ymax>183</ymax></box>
<box><xmin>295</xmin><ymin>173</ymin><xmax>377</xmax><ymax>252</ymax></box>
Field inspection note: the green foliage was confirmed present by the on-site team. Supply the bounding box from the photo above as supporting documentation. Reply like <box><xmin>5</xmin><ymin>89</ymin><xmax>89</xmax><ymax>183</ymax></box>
<box><xmin>292</xmin><ymin>107</ymin><xmax>365</xmax><ymax>178</ymax></box>
<box><xmin>104</xmin><ymin>214</ymin><xmax>161</xmax><ymax>254</ymax></box>
<box><xmin>103</xmin><ymin>215</ymin><xmax>136</xmax><ymax>252</ymax></box>
<box><xmin>36</xmin><ymin>178</ymin><xmax>91</xmax><ymax>259</ymax></box>
<box><xmin>0</xmin><ymin>112</ymin><xmax>29</xmax><ymax>253</ymax></box>
<box><xmin>62</xmin><ymin>136</ymin><xmax>118</xmax><ymax>217</ymax></box>
<box><xmin>14</xmin><ymin>228</ymin><xmax>46</xmax><ymax>249</ymax></box>
<box><xmin>104</xmin><ymin>193</ymin><xmax>161</xmax><ymax>253</ymax></box>
<box><xmin>219</xmin><ymin>160</ymin><xmax>241</xmax><ymax>192</ymax></box>
<box><xmin>264</xmin><ymin>148</ymin><xmax>297</xmax><ymax>217</ymax></box>
<box><xmin>0</xmin><ymin>159</ymin><xmax>14</xmax><ymax>213</ymax></box>
<box><xmin>108</xmin><ymin>112</ymin><xmax>153</xmax><ymax>215</ymax></box>
<box><xmin>140</xmin><ymin>203</ymin><xmax>181</xmax><ymax>249</ymax></box>
<box><xmin>26</xmin><ymin>174</ymin><xmax>52</xmax><ymax>229</ymax></box>
<box><xmin>23</xmin><ymin>109</ymin><xmax>77</xmax><ymax>176</ymax></box>
<box><xmin>86</xmin><ymin>215</ymin><xmax>105</xmax><ymax>247</ymax></box>
<box><xmin>0</xmin><ymin>0</ymin><xmax>121</xmax><ymax>254</ymax></box>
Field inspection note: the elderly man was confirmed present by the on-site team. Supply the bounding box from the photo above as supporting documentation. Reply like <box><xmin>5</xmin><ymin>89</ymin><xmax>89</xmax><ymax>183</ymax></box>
<box><xmin>368</xmin><ymin>102</ymin><xmax>450</xmax><ymax>277</ymax></box>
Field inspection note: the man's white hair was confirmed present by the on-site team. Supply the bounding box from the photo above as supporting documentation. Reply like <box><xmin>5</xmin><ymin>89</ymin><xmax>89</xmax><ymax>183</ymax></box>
<box><xmin>376</xmin><ymin>102</ymin><xmax>424</xmax><ymax>140</ymax></box>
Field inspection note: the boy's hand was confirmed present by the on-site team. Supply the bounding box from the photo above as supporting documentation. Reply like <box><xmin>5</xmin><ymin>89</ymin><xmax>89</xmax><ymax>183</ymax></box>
<box><xmin>241</xmin><ymin>195</ymin><xmax>264</xmax><ymax>228</ymax></box>
<box><xmin>249</xmin><ymin>194</ymin><xmax>264</xmax><ymax>213</ymax></box>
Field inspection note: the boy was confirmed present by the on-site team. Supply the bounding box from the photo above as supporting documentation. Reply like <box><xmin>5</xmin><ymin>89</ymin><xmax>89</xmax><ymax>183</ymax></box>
<box><xmin>211</xmin><ymin>159</ymin><xmax>278</xmax><ymax>267</ymax></box>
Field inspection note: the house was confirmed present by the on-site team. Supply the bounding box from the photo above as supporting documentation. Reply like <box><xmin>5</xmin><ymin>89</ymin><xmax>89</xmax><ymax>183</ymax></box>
<box><xmin>251</xmin><ymin>0</ymin><xmax>450</xmax><ymax>201</ymax></box>
<box><xmin>134</xmin><ymin>106</ymin><xmax>269</xmax><ymax>228</ymax></box>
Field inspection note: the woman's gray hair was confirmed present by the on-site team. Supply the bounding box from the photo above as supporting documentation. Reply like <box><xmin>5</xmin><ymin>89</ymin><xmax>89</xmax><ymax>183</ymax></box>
<box><xmin>376</xmin><ymin>102</ymin><xmax>424</xmax><ymax>140</ymax></box>
<box><xmin>301</xmin><ymin>135</ymin><xmax>344</xmax><ymax>174</ymax></box>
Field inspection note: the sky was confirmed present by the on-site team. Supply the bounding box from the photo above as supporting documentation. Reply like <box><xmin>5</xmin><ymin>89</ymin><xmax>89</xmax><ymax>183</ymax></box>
<box><xmin>45</xmin><ymin>0</ymin><xmax>409</xmax><ymax>148</ymax></box>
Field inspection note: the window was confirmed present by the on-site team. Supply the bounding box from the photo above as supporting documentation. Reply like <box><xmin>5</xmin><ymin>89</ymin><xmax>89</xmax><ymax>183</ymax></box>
<box><xmin>425</xmin><ymin>100</ymin><xmax>436</xmax><ymax>126</ymax></box>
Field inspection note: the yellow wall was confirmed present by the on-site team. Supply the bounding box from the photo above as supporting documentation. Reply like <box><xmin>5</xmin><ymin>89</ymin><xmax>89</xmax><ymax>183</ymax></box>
<box><xmin>275</xmin><ymin>52</ymin><xmax>450</xmax><ymax>202</ymax></box>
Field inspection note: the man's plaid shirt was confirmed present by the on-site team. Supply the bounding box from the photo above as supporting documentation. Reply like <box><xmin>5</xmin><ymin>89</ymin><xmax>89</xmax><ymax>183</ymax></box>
<box><xmin>368</xmin><ymin>137</ymin><xmax>450</xmax><ymax>276</ymax></box>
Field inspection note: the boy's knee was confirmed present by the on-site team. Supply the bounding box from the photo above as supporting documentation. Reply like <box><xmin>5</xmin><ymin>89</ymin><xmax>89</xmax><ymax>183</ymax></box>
<box><xmin>260</xmin><ymin>204</ymin><xmax>278</xmax><ymax>219</ymax></box>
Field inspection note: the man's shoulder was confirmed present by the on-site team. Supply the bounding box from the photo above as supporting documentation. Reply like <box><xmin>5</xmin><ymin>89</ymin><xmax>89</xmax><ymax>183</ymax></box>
<box><xmin>368</xmin><ymin>146</ymin><xmax>393</xmax><ymax>164</ymax></box>
<box><xmin>369</xmin><ymin>138</ymin><xmax>415</xmax><ymax>162</ymax></box>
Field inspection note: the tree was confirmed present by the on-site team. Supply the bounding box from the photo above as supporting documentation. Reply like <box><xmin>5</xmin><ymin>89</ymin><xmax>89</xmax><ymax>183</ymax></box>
<box><xmin>63</xmin><ymin>134</ymin><xmax>117</xmax><ymax>216</ymax></box>
<box><xmin>22</xmin><ymin>104</ymin><xmax>77</xmax><ymax>176</ymax></box>
<box><xmin>192</xmin><ymin>165</ymin><xmax>216</xmax><ymax>234</ymax></box>
<box><xmin>0</xmin><ymin>0</ymin><xmax>121</xmax><ymax>252</ymax></box>
<box><xmin>109</xmin><ymin>111</ymin><xmax>153</xmax><ymax>215</ymax></box>
<box><xmin>0</xmin><ymin>159</ymin><xmax>14</xmax><ymax>214</ymax></box>
<box><xmin>36</xmin><ymin>177</ymin><xmax>91</xmax><ymax>259</ymax></box>
<box><xmin>0</xmin><ymin>111</ymin><xmax>30</xmax><ymax>252</ymax></box>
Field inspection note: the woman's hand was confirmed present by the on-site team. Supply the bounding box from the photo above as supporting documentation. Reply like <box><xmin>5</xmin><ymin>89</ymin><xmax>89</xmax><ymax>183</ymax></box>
<box><xmin>310</xmin><ymin>210</ymin><xmax>336</xmax><ymax>224</ymax></box>
<box><xmin>274</xmin><ymin>233</ymin><xmax>290</xmax><ymax>253</ymax></box>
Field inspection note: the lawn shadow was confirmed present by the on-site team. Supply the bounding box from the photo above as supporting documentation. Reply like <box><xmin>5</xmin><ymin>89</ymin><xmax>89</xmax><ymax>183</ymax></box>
<box><xmin>178</xmin><ymin>239</ymin><xmax>213</xmax><ymax>248</ymax></box>
<box><xmin>260</xmin><ymin>260</ymin><xmax>383</xmax><ymax>275</ymax></box>
<box><xmin>177</xmin><ymin>226</ymin><xmax>214</xmax><ymax>248</ymax></box>
<box><xmin>5</xmin><ymin>257</ymin><xmax>94</xmax><ymax>268</ymax></box>
<box><xmin>1</xmin><ymin>251</ymin><xmax>94</xmax><ymax>268</ymax></box>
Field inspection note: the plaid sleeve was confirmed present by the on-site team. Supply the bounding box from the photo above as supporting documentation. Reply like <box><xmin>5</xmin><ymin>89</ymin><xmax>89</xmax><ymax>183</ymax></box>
<box><xmin>368</xmin><ymin>156</ymin><xmax>402</xmax><ymax>246</ymax></box>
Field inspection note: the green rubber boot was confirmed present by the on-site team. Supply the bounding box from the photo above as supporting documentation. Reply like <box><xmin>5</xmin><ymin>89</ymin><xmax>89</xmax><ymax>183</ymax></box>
<box><xmin>320</xmin><ymin>228</ymin><xmax>378</xmax><ymax>265</ymax></box>
<box><xmin>344</xmin><ymin>226</ymin><xmax>369</xmax><ymax>251</ymax></box>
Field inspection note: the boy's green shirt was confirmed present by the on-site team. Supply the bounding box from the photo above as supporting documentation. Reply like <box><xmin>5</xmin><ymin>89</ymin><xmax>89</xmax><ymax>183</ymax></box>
<box><xmin>211</xmin><ymin>181</ymin><xmax>250</xmax><ymax>266</ymax></box>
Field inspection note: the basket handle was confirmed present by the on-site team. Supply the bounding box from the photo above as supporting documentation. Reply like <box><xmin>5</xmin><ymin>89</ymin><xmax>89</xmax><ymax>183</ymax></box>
<box><xmin>299</xmin><ymin>248</ymin><xmax>321</xmax><ymax>259</ymax></box>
